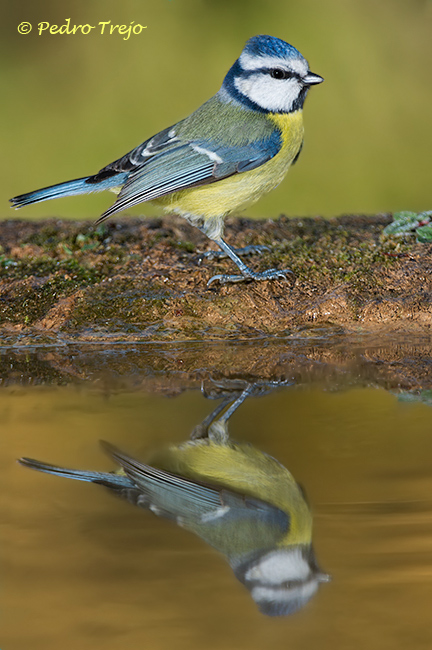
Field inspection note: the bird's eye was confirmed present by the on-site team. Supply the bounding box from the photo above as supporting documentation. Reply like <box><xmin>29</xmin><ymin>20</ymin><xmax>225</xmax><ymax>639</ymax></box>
<box><xmin>270</xmin><ymin>69</ymin><xmax>289</xmax><ymax>80</ymax></box>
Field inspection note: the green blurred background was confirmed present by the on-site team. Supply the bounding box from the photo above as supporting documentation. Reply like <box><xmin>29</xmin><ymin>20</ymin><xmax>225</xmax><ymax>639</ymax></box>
<box><xmin>2</xmin><ymin>0</ymin><xmax>431</xmax><ymax>220</ymax></box>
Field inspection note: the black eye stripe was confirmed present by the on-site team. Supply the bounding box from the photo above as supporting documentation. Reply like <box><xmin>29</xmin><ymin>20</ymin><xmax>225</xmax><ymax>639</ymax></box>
<box><xmin>269</xmin><ymin>68</ymin><xmax>298</xmax><ymax>80</ymax></box>
<box><xmin>237</xmin><ymin>66</ymin><xmax>301</xmax><ymax>81</ymax></box>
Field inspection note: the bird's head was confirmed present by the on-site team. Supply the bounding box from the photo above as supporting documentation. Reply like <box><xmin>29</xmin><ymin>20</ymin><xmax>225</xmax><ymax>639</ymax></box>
<box><xmin>221</xmin><ymin>35</ymin><xmax>323</xmax><ymax>114</ymax></box>
<box><xmin>233</xmin><ymin>545</ymin><xmax>331</xmax><ymax>616</ymax></box>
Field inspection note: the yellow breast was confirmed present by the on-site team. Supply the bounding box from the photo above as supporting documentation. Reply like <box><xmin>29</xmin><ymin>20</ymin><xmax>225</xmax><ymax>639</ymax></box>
<box><xmin>150</xmin><ymin>438</ymin><xmax>312</xmax><ymax>546</ymax></box>
<box><xmin>154</xmin><ymin>110</ymin><xmax>304</xmax><ymax>219</ymax></box>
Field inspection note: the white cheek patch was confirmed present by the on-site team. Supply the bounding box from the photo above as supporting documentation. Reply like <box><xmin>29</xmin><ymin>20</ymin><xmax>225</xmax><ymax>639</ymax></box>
<box><xmin>245</xmin><ymin>548</ymin><xmax>310</xmax><ymax>585</ymax></box>
<box><xmin>234</xmin><ymin>74</ymin><xmax>302</xmax><ymax>112</ymax></box>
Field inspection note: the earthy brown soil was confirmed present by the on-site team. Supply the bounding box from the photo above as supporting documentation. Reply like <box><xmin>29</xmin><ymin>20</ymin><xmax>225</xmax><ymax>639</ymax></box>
<box><xmin>0</xmin><ymin>213</ymin><xmax>431</xmax><ymax>344</ymax></box>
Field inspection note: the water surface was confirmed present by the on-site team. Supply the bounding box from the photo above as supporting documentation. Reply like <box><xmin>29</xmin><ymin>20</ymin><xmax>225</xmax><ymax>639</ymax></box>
<box><xmin>2</xmin><ymin>342</ymin><xmax>432</xmax><ymax>649</ymax></box>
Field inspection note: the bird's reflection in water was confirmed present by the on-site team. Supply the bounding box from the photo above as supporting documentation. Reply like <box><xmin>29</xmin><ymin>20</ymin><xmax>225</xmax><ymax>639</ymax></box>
<box><xmin>19</xmin><ymin>380</ymin><xmax>330</xmax><ymax>616</ymax></box>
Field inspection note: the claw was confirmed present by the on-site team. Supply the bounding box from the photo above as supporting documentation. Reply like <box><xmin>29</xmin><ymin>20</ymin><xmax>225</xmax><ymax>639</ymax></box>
<box><xmin>207</xmin><ymin>267</ymin><xmax>295</xmax><ymax>287</ymax></box>
<box><xmin>207</xmin><ymin>273</ymin><xmax>249</xmax><ymax>287</ymax></box>
<box><xmin>233</xmin><ymin>245</ymin><xmax>271</xmax><ymax>256</ymax></box>
<box><xmin>203</xmin><ymin>236</ymin><xmax>295</xmax><ymax>288</ymax></box>
<box><xmin>255</xmin><ymin>268</ymin><xmax>295</xmax><ymax>283</ymax></box>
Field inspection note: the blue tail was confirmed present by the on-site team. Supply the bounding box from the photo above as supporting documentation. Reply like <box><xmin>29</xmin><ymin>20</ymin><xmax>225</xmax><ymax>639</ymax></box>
<box><xmin>10</xmin><ymin>173</ymin><xmax>129</xmax><ymax>208</ymax></box>
<box><xmin>18</xmin><ymin>456</ymin><xmax>134</xmax><ymax>488</ymax></box>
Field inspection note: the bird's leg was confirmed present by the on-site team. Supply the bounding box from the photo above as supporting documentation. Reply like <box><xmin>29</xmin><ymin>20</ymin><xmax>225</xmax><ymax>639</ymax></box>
<box><xmin>207</xmin><ymin>238</ymin><xmax>295</xmax><ymax>287</ymax></box>
<box><xmin>198</xmin><ymin>244</ymin><xmax>270</xmax><ymax>263</ymax></box>
<box><xmin>190</xmin><ymin>397</ymin><xmax>232</xmax><ymax>440</ymax></box>
<box><xmin>207</xmin><ymin>385</ymin><xmax>254</xmax><ymax>443</ymax></box>
<box><xmin>191</xmin><ymin>382</ymin><xmax>254</xmax><ymax>442</ymax></box>
<box><xmin>192</xmin><ymin>379</ymin><xmax>295</xmax><ymax>441</ymax></box>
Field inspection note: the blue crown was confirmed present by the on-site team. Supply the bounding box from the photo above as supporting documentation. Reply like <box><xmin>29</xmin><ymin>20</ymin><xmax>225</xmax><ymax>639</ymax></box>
<box><xmin>243</xmin><ymin>35</ymin><xmax>303</xmax><ymax>62</ymax></box>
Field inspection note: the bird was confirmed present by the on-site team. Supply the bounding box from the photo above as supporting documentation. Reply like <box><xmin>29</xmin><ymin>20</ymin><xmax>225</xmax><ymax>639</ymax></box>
<box><xmin>10</xmin><ymin>35</ymin><xmax>323</xmax><ymax>286</ymax></box>
<box><xmin>18</xmin><ymin>433</ymin><xmax>329</xmax><ymax>616</ymax></box>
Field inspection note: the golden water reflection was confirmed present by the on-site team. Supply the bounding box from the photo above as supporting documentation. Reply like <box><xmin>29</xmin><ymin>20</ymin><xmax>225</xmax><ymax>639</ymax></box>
<box><xmin>3</xmin><ymin>382</ymin><xmax>432</xmax><ymax>648</ymax></box>
<box><xmin>18</xmin><ymin>382</ymin><xmax>330</xmax><ymax>617</ymax></box>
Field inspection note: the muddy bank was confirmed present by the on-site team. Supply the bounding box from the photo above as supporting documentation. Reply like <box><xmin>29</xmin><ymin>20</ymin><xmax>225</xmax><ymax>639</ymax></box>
<box><xmin>0</xmin><ymin>214</ymin><xmax>431</xmax><ymax>343</ymax></box>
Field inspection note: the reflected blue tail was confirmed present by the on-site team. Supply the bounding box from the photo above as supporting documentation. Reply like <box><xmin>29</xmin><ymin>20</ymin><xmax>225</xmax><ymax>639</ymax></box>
<box><xmin>18</xmin><ymin>456</ymin><xmax>134</xmax><ymax>488</ymax></box>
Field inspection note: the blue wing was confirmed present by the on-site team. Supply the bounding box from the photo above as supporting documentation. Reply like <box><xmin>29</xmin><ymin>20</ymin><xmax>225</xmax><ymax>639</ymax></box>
<box><xmin>101</xmin><ymin>441</ymin><xmax>288</xmax><ymax>533</ymax></box>
<box><xmin>19</xmin><ymin>442</ymin><xmax>290</xmax><ymax>555</ymax></box>
<box><xmin>96</xmin><ymin>126</ymin><xmax>282</xmax><ymax>222</ymax></box>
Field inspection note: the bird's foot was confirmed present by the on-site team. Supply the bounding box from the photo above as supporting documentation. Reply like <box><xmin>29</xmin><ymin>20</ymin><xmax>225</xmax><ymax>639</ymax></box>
<box><xmin>207</xmin><ymin>267</ymin><xmax>295</xmax><ymax>287</ymax></box>
<box><xmin>198</xmin><ymin>244</ymin><xmax>270</xmax><ymax>264</ymax></box>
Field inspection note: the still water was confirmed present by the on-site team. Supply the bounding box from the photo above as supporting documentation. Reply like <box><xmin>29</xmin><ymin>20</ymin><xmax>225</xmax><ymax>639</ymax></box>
<box><xmin>2</xmin><ymin>342</ymin><xmax>432</xmax><ymax>649</ymax></box>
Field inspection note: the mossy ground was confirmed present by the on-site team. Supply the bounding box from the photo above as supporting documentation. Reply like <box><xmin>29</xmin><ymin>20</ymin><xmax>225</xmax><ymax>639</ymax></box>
<box><xmin>0</xmin><ymin>213</ymin><xmax>431</xmax><ymax>342</ymax></box>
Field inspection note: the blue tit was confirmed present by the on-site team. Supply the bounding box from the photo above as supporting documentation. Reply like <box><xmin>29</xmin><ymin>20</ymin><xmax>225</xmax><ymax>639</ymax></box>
<box><xmin>18</xmin><ymin>436</ymin><xmax>329</xmax><ymax>616</ymax></box>
<box><xmin>10</xmin><ymin>35</ymin><xmax>323</xmax><ymax>287</ymax></box>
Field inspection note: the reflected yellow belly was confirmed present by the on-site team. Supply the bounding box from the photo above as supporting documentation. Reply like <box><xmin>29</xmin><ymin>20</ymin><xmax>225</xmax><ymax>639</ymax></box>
<box><xmin>150</xmin><ymin>437</ymin><xmax>312</xmax><ymax>545</ymax></box>
<box><xmin>154</xmin><ymin>110</ymin><xmax>304</xmax><ymax>218</ymax></box>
